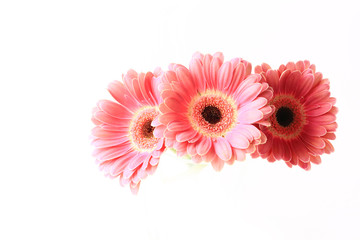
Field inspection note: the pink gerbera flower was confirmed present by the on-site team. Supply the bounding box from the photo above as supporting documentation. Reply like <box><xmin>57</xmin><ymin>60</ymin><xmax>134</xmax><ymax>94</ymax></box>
<box><xmin>252</xmin><ymin>61</ymin><xmax>338</xmax><ymax>170</ymax></box>
<box><xmin>91</xmin><ymin>69</ymin><xmax>165</xmax><ymax>194</ymax></box>
<box><xmin>157</xmin><ymin>52</ymin><xmax>273</xmax><ymax>171</ymax></box>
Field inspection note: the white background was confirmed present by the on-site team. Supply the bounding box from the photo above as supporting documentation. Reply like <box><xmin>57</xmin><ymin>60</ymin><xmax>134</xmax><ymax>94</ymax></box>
<box><xmin>1</xmin><ymin>0</ymin><xmax>359</xmax><ymax>239</ymax></box>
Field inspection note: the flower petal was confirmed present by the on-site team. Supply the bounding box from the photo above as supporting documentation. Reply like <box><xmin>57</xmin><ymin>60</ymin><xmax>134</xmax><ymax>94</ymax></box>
<box><xmin>214</xmin><ymin>137</ymin><xmax>232</xmax><ymax>161</ymax></box>
<box><xmin>176</xmin><ymin>129</ymin><xmax>198</xmax><ymax>142</ymax></box>
<box><xmin>226</xmin><ymin>132</ymin><xmax>250</xmax><ymax>149</ymax></box>
<box><xmin>237</xmin><ymin>109</ymin><xmax>263</xmax><ymax>124</ymax></box>
<box><xmin>211</xmin><ymin>157</ymin><xmax>225</xmax><ymax>171</ymax></box>
<box><xmin>302</xmin><ymin>124</ymin><xmax>327</xmax><ymax>136</ymax></box>
<box><xmin>196</xmin><ymin>137</ymin><xmax>212</xmax><ymax>156</ymax></box>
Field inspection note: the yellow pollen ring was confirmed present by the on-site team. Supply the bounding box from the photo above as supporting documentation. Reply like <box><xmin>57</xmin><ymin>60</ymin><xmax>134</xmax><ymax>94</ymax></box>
<box><xmin>268</xmin><ymin>94</ymin><xmax>306</xmax><ymax>140</ymax></box>
<box><xmin>187</xmin><ymin>90</ymin><xmax>238</xmax><ymax>138</ymax></box>
<box><xmin>129</xmin><ymin>106</ymin><xmax>160</xmax><ymax>152</ymax></box>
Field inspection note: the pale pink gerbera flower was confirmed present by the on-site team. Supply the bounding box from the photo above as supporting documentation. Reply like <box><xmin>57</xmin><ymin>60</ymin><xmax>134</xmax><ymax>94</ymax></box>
<box><xmin>91</xmin><ymin>69</ymin><xmax>165</xmax><ymax>194</ymax></box>
<box><xmin>157</xmin><ymin>52</ymin><xmax>273</xmax><ymax>171</ymax></box>
<box><xmin>252</xmin><ymin>61</ymin><xmax>338</xmax><ymax>170</ymax></box>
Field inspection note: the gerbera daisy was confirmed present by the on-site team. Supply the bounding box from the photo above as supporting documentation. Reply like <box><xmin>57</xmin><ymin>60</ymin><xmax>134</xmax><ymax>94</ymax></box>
<box><xmin>157</xmin><ymin>52</ymin><xmax>273</xmax><ymax>171</ymax></box>
<box><xmin>91</xmin><ymin>69</ymin><xmax>165</xmax><ymax>194</ymax></box>
<box><xmin>252</xmin><ymin>61</ymin><xmax>338</xmax><ymax>170</ymax></box>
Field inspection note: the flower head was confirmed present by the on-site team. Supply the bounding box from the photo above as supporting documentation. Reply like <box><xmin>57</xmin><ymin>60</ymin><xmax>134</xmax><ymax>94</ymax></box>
<box><xmin>91</xmin><ymin>69</ymin><xmax>165</xmax><ymax>194</ymax></box>
<box><xmin>252</xmin><ymin>61</ymin><xmax>338</xmax><ymax>170</ymax></box>
<box><xmin>158</xmin><ymin>52</ymin><xmax>273</xmax><ymax>171</ymax></box>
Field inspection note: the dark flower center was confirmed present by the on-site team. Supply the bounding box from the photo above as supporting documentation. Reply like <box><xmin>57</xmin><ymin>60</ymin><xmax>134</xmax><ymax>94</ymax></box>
<box><xmin>201</xmin><ymin>105</ymin><xmax>222</xmax><ymax>124</ymax></box>
<box><xmin>276</xmin><ymin>107</ymin><xmax>294</xmax><ymax>127</ymax></box>
<box><xmin>142</xmin><ymin>120</ymin><xmax>155</xmax><ymax>138</ymax></box>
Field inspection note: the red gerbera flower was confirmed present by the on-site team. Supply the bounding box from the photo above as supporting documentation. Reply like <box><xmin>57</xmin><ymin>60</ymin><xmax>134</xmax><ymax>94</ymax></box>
<box><xmin>252</xmin><ymin>61</ymin><xmax>338</xmax><ymax>170</ymax></box>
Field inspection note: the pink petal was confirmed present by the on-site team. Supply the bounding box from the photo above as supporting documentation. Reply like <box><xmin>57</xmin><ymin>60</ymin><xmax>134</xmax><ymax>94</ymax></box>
<box><xmin>254</xmin><ymin>65</ymin><xmax>262</xmax><ymax>74</ymax></box>
<box><xmin>109</xmin><ymin>152</ymin><xmax>138</xmax><ymax>176</ymax></box>
<box><xmin>187</xmin><ymin>143</ymin><xmax>197</xmax><ymax>156</ymax></box>
<box><xmin>92</xmin><ymin>137</ymin><xmax>129</xmax><ymax>148</ymax></box>
<box><xmin>92</xmin><ymin>127</ymin><xmax>126</xmax><ymax>139</ymax></box>
<box><xmin>192</xmin><ymin>155</ymin><xmax>203</xmax><ymax>163</ymax></box>
<box><xmin>140</xmin><ymin>72</ymin><xmax>158</xmax><ymax>106</ymax></box>
<box><xmin>258</xmin><ymin>134</ymin><xmax>273</xmax><ymax>155</ymax></box>
<box><xmin>156</xmin><ymin>140</ymin><xmax>164</xmax><ymax>151</ymax></box>
<box><xmin>231</xmin><ymin>125</ymin><xmax>258</xmax><ymax>142</ymax></box>
<box><xmin>164</xmin><ymin>129</ymin><xmax>177</xmax><ymax>139</ymax></box>
<box><xmin>286</xmin><ymin>62</ymin><xmax>296</xmax><ymax>71</ymax></box>
<box><xmin>298</xmin><ymin>160</ymin><xmax>311</xmax><ymax>171</ymax></box>
<box><xmin>305</xmin><ymin>143</ymin><xmax>325</xmax><ymax>156</ymax></box>
<box><xmin>259</xmin><ymin>105</ymin><xmax>274</xmax><ymax>117</ymax></box>
<box><xmin>323</xmin><ymin>139</ymin><xmax>334</xmax><ymax>153</ymax></box>
<box><xmin>176</xmin><ymin>129</ymin><xmax>198</xmax><ymax>142</ymax></box>
<box><xmin>272</xmin><ymin>137</ymin><xmax>284</xmax><ymax>160</ymax></box>
<box><xmin>310</xmin><ymin>155</ymin><xmax>321</xmax><ymax>165</ymax></box>
<box><xmin>278</xmin><ymin>70</ymin><xmax>291</xmax><ymax>92</ymax></box>
<box><xmin>237</xmin><ymin>109</ymin><xmax>263</xmax><ymax>124</ymax></box>
<box><xmin>159</xmin><ymin>112</ymin><xmax>186</xmax><ymax>125</ymax></box>
<box><xmin>93</xmin><ymin>143</ymin><xmax>132</xmax><ymax>161</ymax></box>
<box><xmin>284</xmin><ymin>71</ymin><xmax>302</xmax><ymax>94</ymax></box>
<box><xmin>302</xmin><ymin>124</ymin><xmax>327</xmax><ymax>136</ymax></box>
<box><xmin>228</xmin><ymin>63</ymin><xmax>246</xmax><ymax>94</ymax></box>
<box><xmin>196</xmin><ymin>137</ymin><xmax>212</xmax><ymax>156</ymax></box>
<box><xmin>130</xmin><ymin>182</ymin><xmax>140</xmax><ymax>195</ymax></box>
<box><xmin>295</xmin><ymin>61</ymin><xmax>305</xmax><ymax>72</ymax></box>
<box><xmin>153</xmin><ymin>125</ymin><xmax>166</xmax><ymax>138</ymax></box>
<box><xmin>189</xmin><ymin>133</ymin><xmax>202</xmax><ymax>143</ymax></box>
<box><xmin>98</xmin><ymin>100</ymin><xmax>133</xmax><ymax>119</ymax></box>
<box><xmin>289</xmin><ymin>154</ymin><xmax>298</xmax><ymax>166</ymax></box>
<box><xmin>217</xmin><ymin>61</ymin><xmax>233</xmax><ymax>90</ymax></box>
<box><xmin>308</xmin><ymin>113</ymin><xmax>336</xmax><ymax>124</ymax></box>
<box><xmin>238</xmin><ymin>97</ymin><xmax>267</xmax><ymax>113</ymax></box>
<box><xmin>306</xmin><ymin>103</ymin><xmax>333</xmax><ymax>116</ymax></box>
<box><xmin>128</xmin><ymin>152</ymin><xmax>150</xmax><ymax>170</ymax></box>
<box><xmin>307</xmin><ymin>82</ymin><xmax>330</xmax><ymax>96</ymax></box>
<box><xmin>284</xmin><ymin>77</ymin><xmax>298</xmax><ymax>97</ymax></box>
<box><xmin>323</xmin><ymin>122</ymin><xmax>338</xmax><ymax>132</ymax></box>
<box><xmin>233</xmin><ymin>148</ymin><xmax>246</xmax><ymax>161</ymax></box>
<box><xmin>244</xmin><ymin>60</ymin><xmax>252</xmax><ymax>76</ymax></box>
<box><xmin>167</xmin><ymin>121</ymin><xmax>192</xmax><ymax>132</ymax></box>
<box><xmin>131</xmin><ymin>73</ymin><xmax>147</xmax><ymax>104</ymax></box>
<box><xmin>241</xmin><ymin>125</ymin><xmax>262</xmax><ymax>140</ymax></box>
<box><xmin>237</xmin><ymin>83</ymin><xmax>262</xmax><ymax>106</ymax></box>
<box><xmin>260</xmin><ymin>63</ymin><xmax>271</xmax><ymax>72</ymax></box>
<box><xmin>100</xmin><ymin>125</ymin><xmax>129</xmax><ymax>132</ymax></box>
<box><xmin>323</xmin><ymin>132</ymin><xmax>336</xmax><ymax>140</ymax></box>
<box><xmin>304</xmin><ymin>90</ymin><xmax>330</xmax><ymax>106</ymax></box>
<box><xmin>214</xmin><ymin>137</ymin><xmax>232</xmax><ymax>161</ymax></box>
<box><xmin>267</xmin><ymin>155</ymin><xmax>276</xmax><ymax>163</ymax></box>
<box><xmin>290</xmin><ymin>139</ymin><xmax>310</xmax><ymax>163</ymax></box>
<box><xmin>226</xmin><ymin>132</ymin><xmax>250</xmax><ymax>149</ymax></box>
<box><xmin>94</xmin><ymin>111</ymin><xmax>130</xmax><ymax>127</ymax></box>
<box><xmin>265</xmin><ymin>70</ymin><xmax>279</xmax><ymax>92</ymax></box>
<box><xmin>296</xmin><ymin>73</ymin><xmax>314</xmax><ymax>98</ymax></box>
<box><xmin>151</xmin><ymin>149</ymin><xmax>162</xmax><ymax>158</ymax></box>
<box><xmin>211</xmin><ymin>157</ymin><xmax>225</xmax><ymax>171</ymax></box>
<box><xmin>190</xmin><ymin>57</ymin><xmax>206</xmax><ymax>92</ymax></box>
<box><xmin>151</xmin><ymin>116</ymin><xmax>162</xmax><ymax>127</ymax></box>
<box><xmin>150</xmin><ymin>157</ymin><xmax>159</xmax><ymax>166</ymax></box>
<box><xmin>164</xmin><ymin>97</ymin><xmax>187</xmax><ymax>112</ymax></box>
<box><xmin>107</xmin><ymin>81</ymin><xmax>138</xmax><ymax>111</ymax></box>
<box><xmin>176</xmin><ymin>67</ymin><xmax>197</xmax><ymax>96</ymax></box>
<box><xmin>313</xmin><ymin>72</ymin><xmax>323</xmax><ymax>86</ymax></box>
<box><xmin>203</xmin><ymin>54</ymin><xmax>213</xmax><ymax>88</ymax></box>
<box><xmin>210</xmin><ymin>53</ymin><xmax>224</xmax><ymax>88</ymax></box>
<box><xmin>203</xmin><ymin>146</ymin><xmax>216</xmax><ymax>162</ymax></box>
<box><xmin>282</xmin><ymin>142</ymin><xmax>292</xmax><ymax>162</ymax></box>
